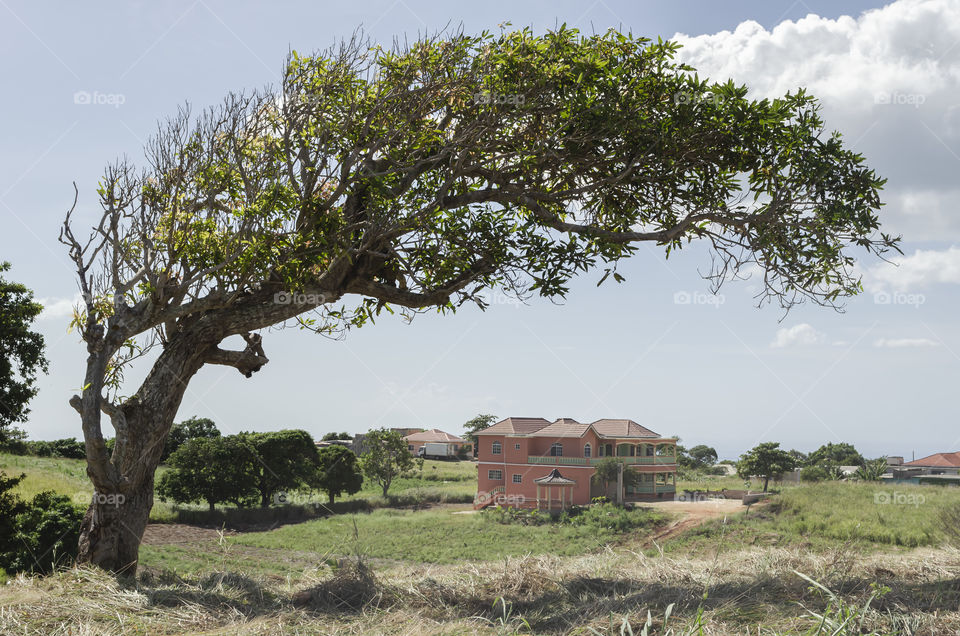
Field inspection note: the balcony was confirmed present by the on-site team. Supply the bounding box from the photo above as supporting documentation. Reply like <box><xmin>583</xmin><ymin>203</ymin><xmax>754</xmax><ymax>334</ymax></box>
<box><xmin>527</xmin><ymin>455</ymin><xmax>676</xmax><ymax>467</ymax></box>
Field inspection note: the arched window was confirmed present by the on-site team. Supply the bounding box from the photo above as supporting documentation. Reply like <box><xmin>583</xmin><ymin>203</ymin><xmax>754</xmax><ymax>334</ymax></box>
<box><xmin>492</xmin><ymin>441</ymin><xmax>502</xmax><ymax>455</ymax></box>
<box><xmin>550</xmin><ymin>442</ymin><xmax>563</xmax><ymax>457</ymax></box>
<box><xmin>584</xmin><ymin>443</ymin><xmax>592</xmax><ymax>458</ymax></box>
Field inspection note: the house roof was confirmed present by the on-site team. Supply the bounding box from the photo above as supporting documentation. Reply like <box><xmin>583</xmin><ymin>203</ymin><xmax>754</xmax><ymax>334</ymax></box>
<box><xmin>473</xmin><ymin>417</ymin><xmax>552</xmax><ymax>435</ymax></box>
<box><xmin>590</xmin><ymin>419</ymin><xmax>659</xmax><ymax>439</ymax></box>
<box><xmin>534</xmin><ymin>468</ymin><xmax>577</xmax><ymax>485</ymax></box>
<box><xmin>475</xmin><ymin>417</ymin><xmax>662</xmax><ymax>439</ymax></box>
<box><xmin>904</xmin><ymin>452</ymin><xmax>960</xmax><ymax>468</ymax></box>
<box><xmin>535</xmin><ymin>419</ymin><xmax>592</xmax><ymax>438</ymax></box>
<box><xmin>403</xmin><ymin>429</ymin><xmax>465</xmax><ymax>443</ymax></box>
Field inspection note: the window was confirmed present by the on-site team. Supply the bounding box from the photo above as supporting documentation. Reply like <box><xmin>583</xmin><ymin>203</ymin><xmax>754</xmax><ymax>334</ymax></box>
<box><xmin>550</xmin><ymin>443</ymin><xmax>563</xmax><ymax>457</ymax></box>
<box><xmin>512</xmin><ymin>474</ymin><xmax>522</xmax><ymax>484</ymax></box>
<box><xmin>514</xmin><ymin>443</ymin><xmax>521</xmax><ymax>450</ymax></box>
<box><xmin>488</xmin><ymin>469</ymin><xmax>503</xmax><ymax>480</ymax></box>
<box><xmin>584</xmin><ymin>443</ymin><xmax>592</xmax><ymax>458</ymax></box>
<box><xmin>407</xmin><ymin>444</ymin><xmax>414</xmax><ymax>451</ymax></box>
<box><xmin>598</xmin><ymin>444</ymin><xmax>605</xmax><ymax>457</ymax></box>
<box><xmin>645</xmin><ymin>444</ymin><xmax>654</xmax><ymax>456</ymax></box>
<box><xmin>492</xmin><ymin>441</ymin><xmax>502</xmax><ymax>455</ymax></box>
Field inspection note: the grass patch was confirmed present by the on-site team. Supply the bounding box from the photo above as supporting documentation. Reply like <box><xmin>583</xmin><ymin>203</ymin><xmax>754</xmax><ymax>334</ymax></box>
<box><xmin>665</xmin><ymin>481</ymin><xmax>960</xmax><ymax>554</ymax></box>
<box><xmin>229</xmin><ymin>506</ymin><xmax>664</xmax><ymax>565</ymax></box>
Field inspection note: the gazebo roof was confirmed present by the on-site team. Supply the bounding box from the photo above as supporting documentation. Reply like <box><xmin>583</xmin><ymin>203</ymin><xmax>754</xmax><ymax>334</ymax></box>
<box><xmin>534</xmin><ymin>468</ymin><xmax>576</xmax><ymax>485</ymax></box>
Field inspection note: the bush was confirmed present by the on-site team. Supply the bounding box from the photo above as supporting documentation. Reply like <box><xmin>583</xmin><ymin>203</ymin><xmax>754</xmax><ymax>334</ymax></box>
<box><xmin>801</xmin><ymin>465</ymin><xmax>830</xmax><ymax>482</ymax></box>
<box><xmin>0</xmin><ymin>471</ymin><xmax>83</xmax><ymax>575</ymax></box>
<box><xmin>483</xmin><ymin>503</ymin><xmax>663</xmax><ymax>533</ymax></box>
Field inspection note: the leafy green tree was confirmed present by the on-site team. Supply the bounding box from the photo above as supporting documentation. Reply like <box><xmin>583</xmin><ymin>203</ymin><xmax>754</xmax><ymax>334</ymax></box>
<box><xmin>240</xmin><ymin>430</ymin><xmax>319</xmax><ymax>507</ymax></box>
<box><xmin>462</xmin><ymin>414</ymin><xmax>497</xmax><ymax>450</ymax></box>
<box><xmin>60</xmin><ymin>28</ymin><xmax>899</xmax><ymax>573</ymax></box>
<box><xmin>313</xmin><ymin>445</ymin><xmax>363</xmax><ymax>503</ymax></box>
<box><xmin>737</xmin><ymin>442</ymin><xmax>798</xmax><ymax>492</ymax></box>
<box><xmin>687</xmin><ymin>445</ymin><xmax>718</xmax><ymax>468</ymax></box>
<box><xmin>0</xmin><ymin>262</ymin><xmax>48</xmax><ymax>445</ymax></box>
<box><xmin>156</xmin><ymin>436</ymin><xmax>257</xmax><ymax>510</ymax></box>
<box><xmin>592</xmin><ymin>458</ymin><xmax>641</xmax><ymax>499</ymax></box>
<box><xmin>787</xmin><ymin>449</ymin><xmax>808</xmax><ymax>465</ymax></box>
<box><xmin>360</xmin><ymin>428</ymin><xmax>417</xmax><ymax>497</ymax></box>
<box><xmin>161</xmin><ymin>416</ymin><xmax>220</xmax><ymax>463</ymax></box>
<box><xmin>806</xmin><ymin>442</ymin><xmax>865</xmax><ymax>468</ymax></box>
<box><xmin>321</xmin><ymin>431</ymin><xmax>351</xmax><ymax>441</ymax></box>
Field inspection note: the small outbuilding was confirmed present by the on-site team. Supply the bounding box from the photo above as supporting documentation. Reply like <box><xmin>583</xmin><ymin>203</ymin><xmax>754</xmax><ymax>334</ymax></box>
<box><xmin>534</xmin><ymin>468</ymin><xmax>577</xmax><ymax>511</ymax></box>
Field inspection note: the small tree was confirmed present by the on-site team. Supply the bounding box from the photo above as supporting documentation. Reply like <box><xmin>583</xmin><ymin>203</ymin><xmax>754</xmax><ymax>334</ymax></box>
<box><xmin>161</xmin><ymin>416</ymin><xmax>220</xmax><ymax>463</ymax></box>
<box><xmin>687</xmin><ymin>445</ymin><xmax>718</xmax><ymax>468</ymax></box>
<box><xmin>313</xmin><ymin>445</ymin><xmax>363</xmax><ymax>503</ymax></box>
<box><xmin>240</xmin><ymin>430</ymin><xmax>320</xmax><ymax>507</ymax></box>
<box><xmin>592</xmin><ymin>458</ymin><xmax>641</xmax><ymax>500</ymax></box>
<box><xmin>737</xmin><ymin>442</ymin><xmax>797</xmax><ymax>492</ymax></box>
<box><xmin>156</xmin><ymin>436</ymin><xmax>257</xmax><ymax>510</ymax></box>
<box><xmin>854</xmin><ymin>457</ymin><xmax>888</xmax><ymax>481</ymax></box>
<box><xmin>321</xmin><ymin>432</ymin><xmax>351</xmax><ymax>441</ymax></box>
<box><xmin>462</xmin><ymin>414</ymin><xmax>497</xmax><ymax>456</ymax></box>
<box><xmin>806</xmin><ymin>442</ymin><xmax>865</xmax><ymax>468</ymax></box>
<box><xmin>0</xmin><ymin>262</ymin><xmax>48</xmax><ymax>446</ymax></box>
<box><xmin>360</xmin><ymin>428</ymin><xmax>416</xmax><ymax>497</ymax></box>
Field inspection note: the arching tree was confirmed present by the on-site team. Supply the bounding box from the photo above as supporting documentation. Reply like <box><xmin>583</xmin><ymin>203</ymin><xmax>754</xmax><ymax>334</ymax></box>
<box><xmin>61</xmin><ymin>27</ymin><xmax>897</xmax><ymax>573</ymax></box>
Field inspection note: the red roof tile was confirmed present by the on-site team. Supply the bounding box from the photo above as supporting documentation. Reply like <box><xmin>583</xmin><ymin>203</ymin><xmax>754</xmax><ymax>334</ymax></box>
<box><xmin>904</xmin><ymin>452</ymin><xmax>960</xmax><ymax>468</ymax></box>
<box><xmin>403</xmin><ymin>429</ymin><xmax>465</xmax><ymax>443</ymax></box>
<box><xmin>591</xmin><ymin>419</ymin><xmax>659</xmax><ymax>439</ymax></box>
<box><xmin>474</xmin><ymin>417</ymin><xmax>552</xmax><ymax>435</ymax></box>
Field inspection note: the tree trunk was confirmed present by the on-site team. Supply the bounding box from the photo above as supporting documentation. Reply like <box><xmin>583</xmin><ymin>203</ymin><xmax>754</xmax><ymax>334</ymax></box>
<box><xmin>763</xmin><ymin>475</ymin><xmax>770</xmax><ymax>492</ymax></box>
<box><xmin>76</xmin><ymin>333</ymin><xmax>208</xmax><ymax>575</ymax></box>
<box><xmin>382</xmin><ymin>482</ymin><xmax>389</xmax><ymax>497</ymax></box>
<box><xmin>77</xmin><ymin>476</ymin><xmax>154</xmax><ymax>576</ymax></box>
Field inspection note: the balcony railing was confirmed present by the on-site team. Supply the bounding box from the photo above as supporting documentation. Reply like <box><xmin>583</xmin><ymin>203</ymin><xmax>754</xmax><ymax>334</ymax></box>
<box><xmin>527</xmin><ymin>455</ymin><xmax>676</xmax><ymax>467</ymax></box>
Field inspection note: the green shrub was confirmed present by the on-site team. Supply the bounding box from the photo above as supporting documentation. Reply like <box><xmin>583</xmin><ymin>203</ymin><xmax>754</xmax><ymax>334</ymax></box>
<box><xmin>0</xmin><ymin>472</ymin><xmax>83</xmax><ymax>575</ymax></box>
<box><xmin>483</xmin><ymin>503</ymin><xmax>663</xmax><ymax>533</ymax></box>
<box><xmin>801</xmin><ymin>465</ymin><xmax>830</xmax><ymax>482</ymax></box>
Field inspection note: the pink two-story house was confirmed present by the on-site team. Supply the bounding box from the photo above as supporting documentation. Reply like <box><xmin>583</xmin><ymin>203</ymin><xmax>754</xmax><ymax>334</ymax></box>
<box><xmin>475</xmin><ymin>417</ymin><xmax>677</xmax><ymax>510</ymax></box>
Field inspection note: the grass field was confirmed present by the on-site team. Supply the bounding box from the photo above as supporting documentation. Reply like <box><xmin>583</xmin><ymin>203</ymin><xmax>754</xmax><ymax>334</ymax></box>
<box><xmin>4</xmin><ymin>453</ymin><xmax>960</xmax><ymax>633</ymax></box>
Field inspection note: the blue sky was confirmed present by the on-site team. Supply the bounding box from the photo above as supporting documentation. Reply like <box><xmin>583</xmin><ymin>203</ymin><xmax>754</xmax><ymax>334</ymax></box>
<box><xmin>2</xmin><ymin>0</ymin><xmax>958</xmax><ymax>461</ymax></box>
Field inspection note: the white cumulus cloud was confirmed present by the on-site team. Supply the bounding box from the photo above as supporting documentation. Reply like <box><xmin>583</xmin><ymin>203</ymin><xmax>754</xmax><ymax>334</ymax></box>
<box><xmin>673</xmin><ymin>0</ymin><xmax>960</xmax><ymax>241</ymax></box>
<box><xmin>770</xmin><ymin>323</ymin><xmax>826</xmax><ymax>348</ymax></box>
<box><xmin>865</xmin><ymin>246</ymin><xmax>960</xmax><ymax>291</ymax></box>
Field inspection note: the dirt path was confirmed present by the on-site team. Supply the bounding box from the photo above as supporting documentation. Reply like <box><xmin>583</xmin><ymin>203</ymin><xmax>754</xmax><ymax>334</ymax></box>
<box><xmin>142</xmin><ymin>523</ymin><xmax>237</xmax><ymax>546</ymax></box>
<box><xmin>636</xmin><ymin>499</ymin><xmax>751</xmax><ymax>546</ymax></box>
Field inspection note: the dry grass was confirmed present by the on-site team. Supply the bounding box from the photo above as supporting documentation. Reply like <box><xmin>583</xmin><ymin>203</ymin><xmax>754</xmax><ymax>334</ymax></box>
<box><xmin>3</xmin><ymin>540</ymin><xmax>959</xmax><ymax>634</ymax></box>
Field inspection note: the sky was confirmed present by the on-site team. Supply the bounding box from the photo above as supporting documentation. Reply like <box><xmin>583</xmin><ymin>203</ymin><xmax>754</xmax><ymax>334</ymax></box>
<box><xmin>1</xmin><ymin>0</ymin><xmax>958</xmax><ymax>461</ymax></box>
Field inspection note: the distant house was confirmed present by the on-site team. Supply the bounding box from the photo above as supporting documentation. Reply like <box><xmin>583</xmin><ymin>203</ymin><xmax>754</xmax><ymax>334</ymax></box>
<box><xmin>403</xmin><ymin>429</ymin><xmax>465</xmax><ymax>456</ymax></box>
<box><xmin>902</xmin><ymin>451</ymin><xmax>960</xmax><ymax>476</ymax></box>
<box><xmin>474</xmin><ymin>417</ymin><xmax>678</xmax><ymax>510</ymax></box>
